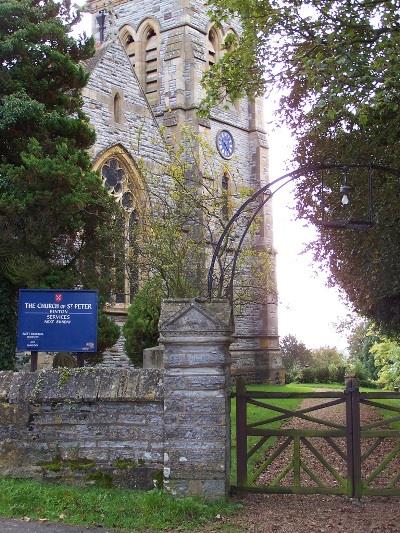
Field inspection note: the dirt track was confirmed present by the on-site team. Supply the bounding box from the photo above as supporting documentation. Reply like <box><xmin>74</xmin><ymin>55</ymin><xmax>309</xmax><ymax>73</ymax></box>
<box><xmin>196</xmin><ymin>393</ymin><xmax>400</xmax><ymax>533</ymax></box>
<box><xmin>2</xmin><ymin>396</ymin><xmax>400</xmax><ymax>532</ymax></box>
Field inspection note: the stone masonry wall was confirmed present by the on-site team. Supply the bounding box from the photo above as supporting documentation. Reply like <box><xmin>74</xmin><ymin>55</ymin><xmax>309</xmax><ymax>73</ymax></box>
<box><xmin>0</xmin><ymin>369</ymin><xmax>164</xmax><ymax>490</ymax></box>
<box><xmin>0</xmin><ymin>300</ymin><xmax>233</xmax><ymax>499</ymax></box>
<box><xmin>160</xmin><ymin>299</ymin><xmax>232</xmax><ymax>499</ymax></box>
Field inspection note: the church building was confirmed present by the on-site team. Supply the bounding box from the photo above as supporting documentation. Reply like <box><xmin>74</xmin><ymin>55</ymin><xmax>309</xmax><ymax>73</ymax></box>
<box><xmin>83</xmin><ymin>0</ymin><xmax>283</xmax><ymax>383</ymax></box>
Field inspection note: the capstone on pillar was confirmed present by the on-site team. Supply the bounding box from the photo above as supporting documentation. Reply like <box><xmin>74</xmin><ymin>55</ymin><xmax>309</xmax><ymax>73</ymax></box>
<box><xmin>159</xmin><ymin>298</ymin><xmax>232</xmax><ymax>499</ymax></box>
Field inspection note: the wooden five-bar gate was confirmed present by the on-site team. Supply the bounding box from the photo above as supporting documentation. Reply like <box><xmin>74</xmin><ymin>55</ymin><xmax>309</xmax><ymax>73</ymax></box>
<box><xmin>234</xmin><ymin>377</ymin><xmax>400</xmax><ymax>498</ymax></box>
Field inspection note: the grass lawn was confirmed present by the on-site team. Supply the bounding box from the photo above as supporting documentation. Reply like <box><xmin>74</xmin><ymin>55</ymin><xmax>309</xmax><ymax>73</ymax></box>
<box><xmin>0</xmin><ymin>479</ymin><xmax>239</xmax><ymax>531</ymax></box>
<box><xmin>297</xmin><ymin>382</ymin><xmax>344</xmax><ymax>390</ymax></box>
<box><xmin>359</xmin><ymin>393</ymin><xmax>400</xmax><ymax>430</ymax></box>
<box><xmin>230</xmin><ymin>381</ymin><xmax>400</xmax><ymax>486</ymax></box>
<box><xmin>2</xmin><ymin>381</ymin><xmax>398</xmax><ymax>531</ymax></box>
<box><xmin>230</xmin><ymin>382</ymin><xmax>318</xmax><ymax>484</ymax></box>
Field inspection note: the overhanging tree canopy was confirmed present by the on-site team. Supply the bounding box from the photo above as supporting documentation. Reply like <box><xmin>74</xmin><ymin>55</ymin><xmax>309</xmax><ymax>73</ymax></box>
<box><xmin>203</xmin><ymin>0</ymin><xmax>400</xmax><ymax>335</ymax></box>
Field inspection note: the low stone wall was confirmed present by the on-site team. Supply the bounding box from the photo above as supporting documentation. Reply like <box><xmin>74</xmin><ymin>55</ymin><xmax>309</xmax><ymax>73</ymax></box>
<box><xmin>0</xmin><ymin>299</ymin><xmax>232</xmax><ymax>499</ymax></box>
<box><xmin>0</xmin><ymin>368</ymin><xmax>164</xmax><ymax>490</ymax></box>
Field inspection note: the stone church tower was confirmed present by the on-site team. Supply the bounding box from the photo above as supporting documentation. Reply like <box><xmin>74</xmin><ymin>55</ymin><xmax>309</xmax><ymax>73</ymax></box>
<box><xmin>83</xmin><ymin>0</ymin><xmax>283</xmax><ymax>382</ymax></box>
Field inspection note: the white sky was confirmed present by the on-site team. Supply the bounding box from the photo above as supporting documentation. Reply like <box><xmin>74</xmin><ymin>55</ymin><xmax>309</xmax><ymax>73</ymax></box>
<box><xmin>265</xmin><ymin>104</ymin><xmax>352</xmax><ymax>352</ymax></box>
<box><xmin>75</xmin><ymin>10</ymin><xmax>352</xmax><ymax>352</ymax></box>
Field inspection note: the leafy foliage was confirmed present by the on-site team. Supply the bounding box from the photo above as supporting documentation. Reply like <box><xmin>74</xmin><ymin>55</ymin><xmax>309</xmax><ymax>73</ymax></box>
<box><xmin>311</xmin><ymin>346</ymin><xmax>345</xmax><ymax>369</ymax></box>
<box><xmin>280</xmin><ymin>334</ymin><xmax>312</xmax><ymax>368</ymax></box>
<box><xmin>297</xmin><ymin>365</ymin><xmax>346</xmax><ymax>385</ymax></box>
<box><xmin>280</xmin><ymin>334</ymin><xmax>312</xmax><ymax>382</ymax></box>
<box><xmin>133</xmin><ymin>126</ymin><xmax>270</xmax><ymax>303</ymax></box>
<box><xmin>123</xmin><ymin>279</ymin><xmax>163</xmax><ymax>366</ymax></box>
<box><xmin>280</xmin><ymin>335</ymin><xmax>348</xmax><ymax>384</ymax></box>
<box><xmin>0</xmin><ymin>0</ymin><xmax>124</xmax><ymax>366</ymax></box>
<box><xmin>338</xmin><ymin>315</ymin><xmax>400</xmax><ymax>388</ymax></box>
<box><xmin>53</xmin><ymin>352</ymin><xmax>77</xmax><ymax>368</ymax></box>
<box><xmin>204</xmin><ymin>0</ymin><xmax>400</xmax><ymax>333</ymax></box>
<box><xmin>0</xmin><ymin>277</ymin><xmax>16</xmax><ymax>370</ymax></box>
<box><xmin>371</xmin><ymin>338</ymin><xmax>400</xmax><ymax>389</ymax></box>
<box><xmin>97</xmin><ymin>310</ymin><xmax>120</xmax><ymax>355</ymax></box>
<box><xmin>344</xmin><ymin>319</ymin><xmax>379</xmax><ymax>382</ymax></box>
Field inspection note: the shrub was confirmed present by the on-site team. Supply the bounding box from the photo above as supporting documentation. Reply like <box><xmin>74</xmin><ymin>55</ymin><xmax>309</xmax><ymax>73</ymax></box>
<box><xmin>53</xmin><ymin>352</ymin><xmax>77</xmax><ymax>368</ymax></box>
<box><xmin>348</xmin><ymin>359</ymin><xmax>374</xmax><ymax>387</ymax></box>
<box><xmin>328</xmin><ymin>363</ymin><xmax>347</xmax><ymax>384</ymax></box>
<box><xmin>285</xmin><ymin>362</ymin><xmax>303</xmax><ymax>383</ymax></box>
<box><xmin>97</xmin><ymin>310</ymin><xmax>120</xmax><ymax>354</ymax></box>
<box><xmin>299</xmin><ymin>365</ymin><xmax>345</xmax><ymax>384</ymax></box>
<box><xmin>123</xmin><ymin>278</ymin><xmax>163</xmax><ymax>366</ymax></box>
<box><xmin>315</xmin><ymin>366</ymin><xmax>330</xmax><ymax>383</ymax></box>
<box><xmin>300</xmin><ymin>367</ymin><xmax>316</xmax><ymax>383</ymax></box>
<box><xmin>0</xmin><ymin>278</ymin><xmax>16</xmax><ymax>370</ymax></box>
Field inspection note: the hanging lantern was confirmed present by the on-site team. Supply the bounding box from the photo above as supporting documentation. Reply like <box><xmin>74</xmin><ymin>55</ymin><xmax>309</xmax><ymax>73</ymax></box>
<box><xmin>340</xmin><ymin>171</ymin><xmax>351</xmax><ymax>206</ymax></box>
<box><xmin>321</xmin><ymin>165</ymin><xmax>374</xmax><ymax>229</ymax></box>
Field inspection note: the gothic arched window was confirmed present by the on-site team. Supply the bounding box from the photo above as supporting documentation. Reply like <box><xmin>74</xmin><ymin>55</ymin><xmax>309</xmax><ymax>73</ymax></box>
<box><xmin>120</xmin><ymin>26</ymin><xmax>136</xmax><ymax>67</ymax></box>
<box><xmin>128</xmin><ymin>210</ymin><xmax>139</xmax><ymax>299</ymax></box>
<box><xmin>223</xmin><ymin>29</ymin><xmax>239</xmax><ymax>52</ymax></box>
<box><xmin>101</xmin><ymin>158</ymin><xmax>140</xmax><ymax>305</ymax></box>
<box><xmin>113</xmin><ymin>93</ymin><xmax>122</xmax><ymax>123</ymax></box>
<box><xmin>144</xmin><ymin>25</ymin><xmax>159</xmax><ymax>100</ymax></box>
<box><xmin>222</xmin><ymin>172</ymin><xmax>230</xmax><ymax>220</ymax></box>
<box><xmin>207</xmin><ymin>27</ymin><xmax>220</xmax><ymax>67</ymax></box>
<box><xmin>136</xmin><ymin>20</ymin><xmax>160</xmax><ymax>105</ymax></box>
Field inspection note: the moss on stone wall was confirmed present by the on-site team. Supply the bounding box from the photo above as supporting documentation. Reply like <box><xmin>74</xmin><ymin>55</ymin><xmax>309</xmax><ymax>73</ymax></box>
<box><xmin>40</xmin><ymin>458</ymin><xmax>96</xmax><ymax>472</ymax></box>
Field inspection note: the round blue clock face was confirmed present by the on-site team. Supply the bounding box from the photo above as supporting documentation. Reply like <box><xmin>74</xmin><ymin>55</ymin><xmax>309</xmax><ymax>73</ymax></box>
<box><xmin>216</xmin><ymin>130</ymin><xmax>234</xmax><ymax>159</ymax></box>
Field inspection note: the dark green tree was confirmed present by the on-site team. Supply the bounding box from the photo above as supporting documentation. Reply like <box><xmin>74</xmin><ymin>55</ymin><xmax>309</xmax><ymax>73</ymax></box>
<box><xmin>346</xmin><ymin>320</ymin><xmax>379</xmax><ymax>382</ymax></box>
<box><xmin>0</xmin><ymin>277</ymin><xmax>16</xmax><ymax>370</ymax></box>
<box><xmin>123</xmin><ymin>278</ymin><xmax>162</xmax><ymax>366</ymax></box>
<box><xmin>280</xmin><ymin>334</ymin><xmax>313</xmax><ymax>371</ymax></box>
<box><xmin>0</xmin><ymin>0</ymin><xmax>123</xmax><ymax>368</ymax></box>
<box><xmin>203</xmin><ymin>0</ymin><xmax>400</xmax><ymax>335</ymax></box>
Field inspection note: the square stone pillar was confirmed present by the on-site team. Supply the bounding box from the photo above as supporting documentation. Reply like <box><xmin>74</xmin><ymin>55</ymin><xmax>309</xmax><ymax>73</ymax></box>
<box><xmin>159</xmin><ymin>298</ymin><xmax>233</xmax><ymax>499</ymax></box>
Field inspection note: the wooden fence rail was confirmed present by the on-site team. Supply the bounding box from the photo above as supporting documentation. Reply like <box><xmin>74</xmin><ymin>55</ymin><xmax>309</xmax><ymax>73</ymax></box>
<box><xmin>234</xmin><ymin>378</ymin><xmax>400</xmax><ymax>498</ymax></box>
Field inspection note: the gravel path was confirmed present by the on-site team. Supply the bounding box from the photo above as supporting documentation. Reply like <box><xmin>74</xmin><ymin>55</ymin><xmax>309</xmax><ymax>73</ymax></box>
<box><xmin>194</xmin><ymin>391</ymin><xmax>400</xmax><ymax>532</ymax></box>
<box><xmin>2</xmin><ymin>395</ymin><xmax>400</xmax><ymax>533</ymax></box>
<box><xmin>256</xmin><ymin>393</ymin><xmax>384</xmax><ymax>488</ymax></box>
<box><xmin>198</xmin><ymin>493</ymin><xmax>400</xmax><ymax>532</ymax></box>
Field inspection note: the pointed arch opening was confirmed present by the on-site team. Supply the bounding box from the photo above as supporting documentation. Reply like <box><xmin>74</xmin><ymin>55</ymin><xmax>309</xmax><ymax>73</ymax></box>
<box><xmin>119</xmin><ymin>25</ymin><xmax>136</xmax><ymax>67</ymax></box>
<box><xmin>222</xmin><ymin>172</ymin><xmax>230</xmax><ymax>221</ymax></box>
<box><xmin>93</xmin><ymin>146</ymin><xmax>148</xmax><ymax>310</ymax></box>
<box><xmin>223</xmin><ymin>28</ymin><xmax>239</xmax><ymax>52</ymax></box>
<box><xmin>137</xmin><ymin>19</ymin><xmax>160</xmax><ymax>105</ymax></box>
<box><xmin>113</xmin><ymin>92</ymin><xmax>122</xmax><ymax>123</ymax></box>
<box><xmin>207</xmin><ymin>26</ymin><xmax>221</xmax><ymax>68</ymax></box>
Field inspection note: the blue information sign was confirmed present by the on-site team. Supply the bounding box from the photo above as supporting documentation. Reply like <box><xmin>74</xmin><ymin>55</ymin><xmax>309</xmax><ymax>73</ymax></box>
<box><xmin>17</xmin><ymin>289</ymin><xmax>98</xmax><ymax>352</ymax></box>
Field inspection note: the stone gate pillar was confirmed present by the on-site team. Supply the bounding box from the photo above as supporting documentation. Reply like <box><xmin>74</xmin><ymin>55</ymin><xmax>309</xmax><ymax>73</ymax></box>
<box><xmin>159</xmin><ymin>298</ymin><xmax>233</xmax><ymax>499</ymax></box>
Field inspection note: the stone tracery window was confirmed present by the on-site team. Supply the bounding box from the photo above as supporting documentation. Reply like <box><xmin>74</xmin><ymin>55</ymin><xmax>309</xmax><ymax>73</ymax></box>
<box><xmin>101</xmin><ymin>158</ymin><xmax>139</xmax><ymax>305</ymax></box>
<box><xmin>102</xmin><ymin>158</ymin><xmax>124</xmax><ymax>196</ymax></box>
<box><xmin>122</xmin><ymin>190</ymin><xmax>134</xmax><ymax>210</ymax></box>
<box><xmin>128</xmin><ymin>209</ymin><xmax>139</xmax><ymax>298</ymax></box>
